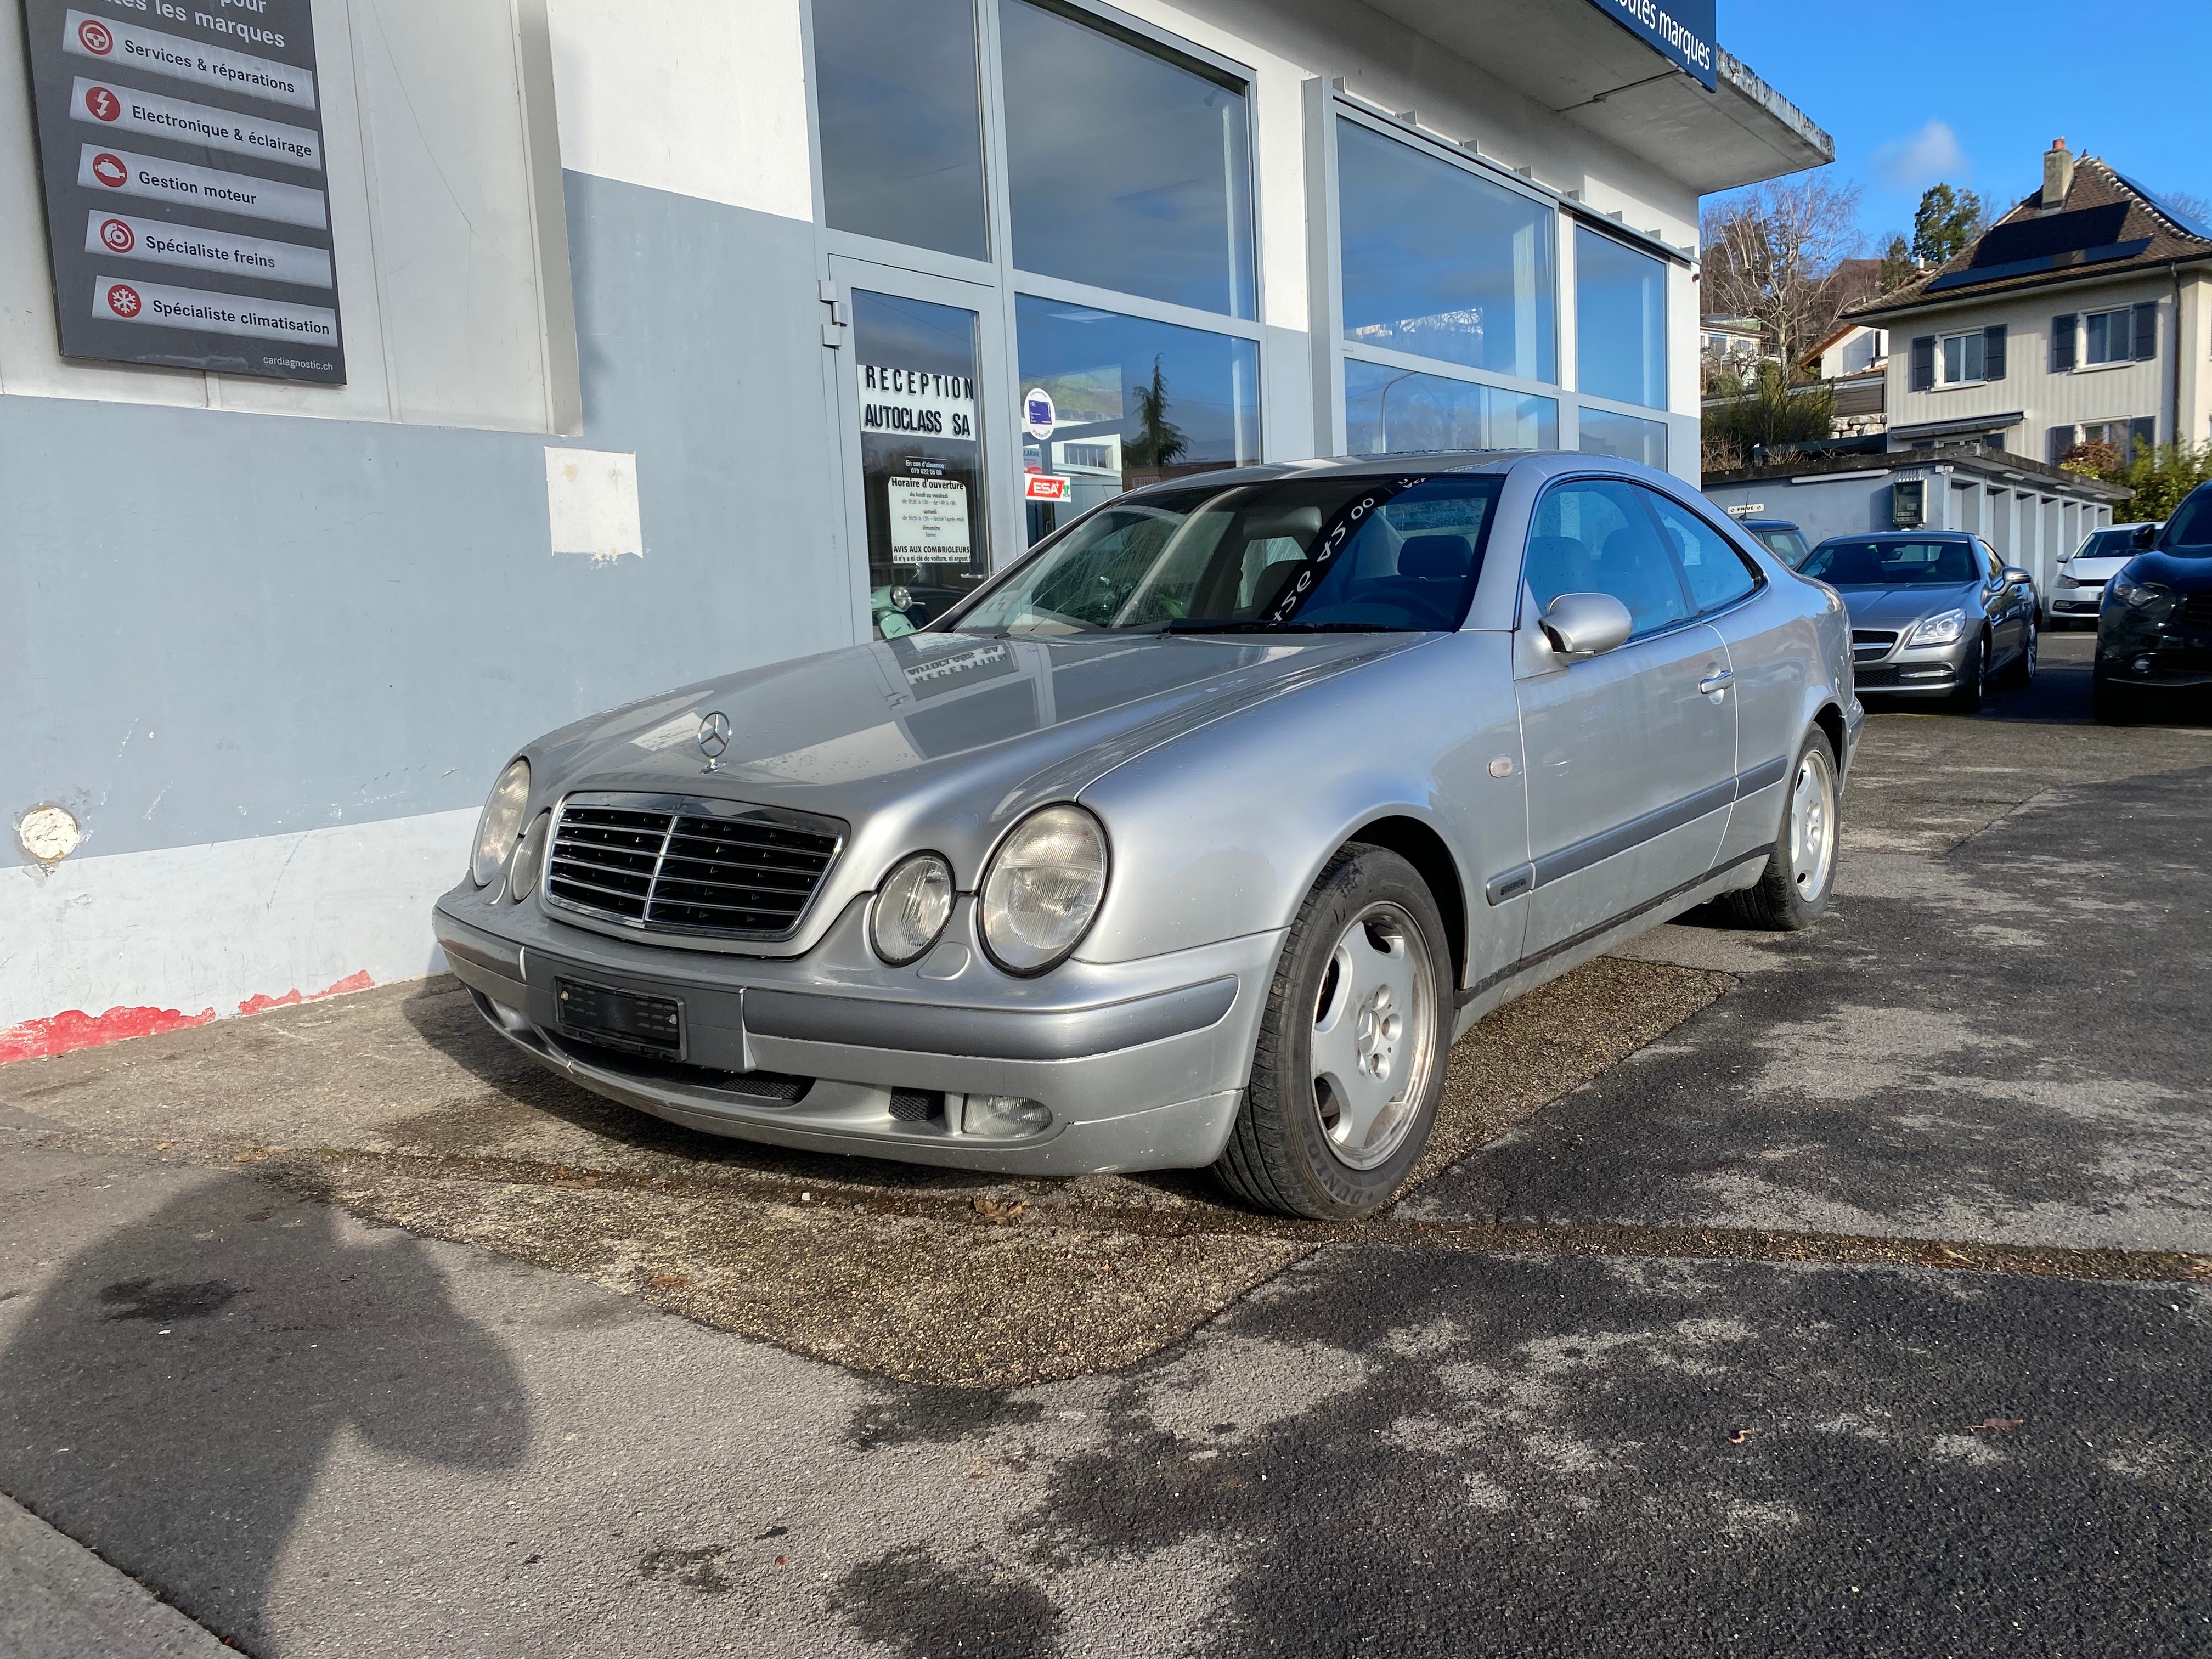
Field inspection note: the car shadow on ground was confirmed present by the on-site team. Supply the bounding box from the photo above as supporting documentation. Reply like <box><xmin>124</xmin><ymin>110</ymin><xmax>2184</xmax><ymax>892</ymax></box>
<box><xmin>0</xmin><ymin>1169</ymin><xmax>530</xmax><ymax>1652</ymax></box>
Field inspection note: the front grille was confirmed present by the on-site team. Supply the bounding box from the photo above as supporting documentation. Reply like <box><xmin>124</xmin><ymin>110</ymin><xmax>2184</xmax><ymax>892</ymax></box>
<box><xmin>2181</xmin><ymin>594</ymin><xmax>2212</xmax><ymax>629</ymax></box>
<box><xmin>1851</xmin><ymin>629</ymin><xmax>1899</xmax><ymax>661</ymax></box>
<box><xmin>545</xmin><ymin>794</ymin><xmax>844</xmax><ymax>939</ymax></box>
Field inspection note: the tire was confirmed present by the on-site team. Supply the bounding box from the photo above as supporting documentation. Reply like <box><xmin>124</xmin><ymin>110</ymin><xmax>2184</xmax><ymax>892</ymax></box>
<box><xmin>1995</xmin><ymin>618</ymin><xmax>2036</xmax><ymax>690</ymax></box>
<box><xmin>1946</xmin><ymin>633</ymin><xmax>1987</xmax><ymax>713</ymax></box>
<box><xmin>2092</xmin><ymin>672</ymin><xmax>2138</xmax><ymax>726</ymax></box>
<box><xmin>1214</xmin><ymin>844</ymin><xmax>1452</xmax><ymax>1220</ymax></box>
<box><xmin>1721</xmin><ymin>731</ymin><xmax>1840</xmax><ymax>932</ymax></box>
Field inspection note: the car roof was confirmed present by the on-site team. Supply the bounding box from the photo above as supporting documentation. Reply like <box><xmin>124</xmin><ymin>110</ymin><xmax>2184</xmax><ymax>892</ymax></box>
<box><xmin>1812</xmin><ymin>529</ymin><xmax>1976</xmax><ymax>544</ymax></box>
<box><xmin>1113</xmin><ymin>450</ymin><xmax>1678</xmax><ymax>502</ymax></box>
<box><xmin>1737</xmin><ymin>517</ymin><xmax>1800</xmax><ymax>529</ymax></box>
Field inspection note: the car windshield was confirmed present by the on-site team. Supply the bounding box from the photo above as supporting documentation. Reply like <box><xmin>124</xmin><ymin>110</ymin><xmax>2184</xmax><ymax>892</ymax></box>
<box><xmin>2075</xmin><ymin>529</ymin><xmax>2141</xmax><ymax>560</ymax></box>
<box><xmin>1801</xmin><ymin>539</ymin><xmax>1979</xmax><ymax>586</ymax></box>
<box><xmin>1754</xmin><ymin>527</ymin><xmax>1809</xmax><ymax>566</ymax></box>
<box><xmin>2161</xmin><ymin>489</ymin><xmax>2212</xmax><ymax>552</ymax></box>
<box><xmin>941</xmin><ymin>473</ymin><xmax>1503</xmax><ymax>635</ymax></box>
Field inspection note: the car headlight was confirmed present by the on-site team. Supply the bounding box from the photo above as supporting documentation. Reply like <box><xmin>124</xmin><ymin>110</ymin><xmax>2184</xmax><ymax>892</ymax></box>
<box><xmin>470</xmin><ymin>758</ymin><xmax>531</xmax><ymax>887</ymax></box>
<box><xmin>1906</xmin><ymin>608</ymin><xmax>1968</xmax><ymax>647</ymax></box>
<box><xmin>2110</xmin><ymin>576</ymin><xmax>2175</xmax><ymax>613</ymax></box>
<box><xmin>870</xmin><ymin>852</ymin><xmax>955</xmax><ymax>966</ymax></box>
<box><xmin>978</xmin><ymin>804</ymin><xmax>1109</xmax><ymax>975</ymax></box>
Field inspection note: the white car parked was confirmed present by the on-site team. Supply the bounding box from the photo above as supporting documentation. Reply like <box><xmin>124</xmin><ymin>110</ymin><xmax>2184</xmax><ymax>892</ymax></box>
<box><xmin>2047</xmin><ymin>522</ymin><xmax>2159</xmax><ymax>629</ymax></box>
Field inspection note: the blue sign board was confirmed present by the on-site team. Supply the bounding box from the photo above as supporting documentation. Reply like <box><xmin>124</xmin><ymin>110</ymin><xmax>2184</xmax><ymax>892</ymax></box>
<box><xmin>1582</xmin><ymin>0</ymin><xmax>1717</xmax><ymax>90</ymax></box>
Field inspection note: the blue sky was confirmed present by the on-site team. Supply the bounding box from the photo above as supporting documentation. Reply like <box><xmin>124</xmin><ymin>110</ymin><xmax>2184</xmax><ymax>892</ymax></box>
<box><xmin>1714</xmin><ymin>1</ymin><xmax>2210</xmax><ymax>240</ymax></box>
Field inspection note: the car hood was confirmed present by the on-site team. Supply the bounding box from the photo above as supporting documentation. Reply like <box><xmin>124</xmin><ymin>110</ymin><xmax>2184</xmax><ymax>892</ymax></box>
<box><xmin>2124</xmin><ymin>551</ymin><xmax>2212</xmax><ymax>593</ymax></box>
<box><xmin>1835</xmin><ymin>584</ymin><xmax>1981</xmax><ymax>631</ymax></box>
<box><xmin>527</xmin><ymin>629</ymin><xmax>1425</xmax><ymax>833</ymax></box>
<box><xmin>2065</xmin><ymin>557</ymin><xmax>2128</xmax><ymax>582</ymax></box>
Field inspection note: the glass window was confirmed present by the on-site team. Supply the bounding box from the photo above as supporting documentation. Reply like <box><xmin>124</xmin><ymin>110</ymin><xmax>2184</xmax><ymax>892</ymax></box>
<box><xmin>1752</xmin><ymin>526</ymin><xmax>1810</xmax><ymax>567</ymax></box>
<box><xmin>1645</xmin><ymin>492</ymin><xmax>1759</xmax><ymax>613</ymax></box>
<box><xmin>1523</xmin><ymin>479</ymin><xmax>1690</xmax><ymax>637</ymax></box>
<box><xmin>2164</xmin><ymin>487</ymin><xmax>2212</xmax><ymax>550</ymax></box>
<box><xmin>1940</xmin><ymin>330</ymin><xmax>1985</xmax><ymax>385</ymax></box>
<box><xmin>1337</xmin><ymin>121</ymin><xmax>1556</xmax><ymax>382</ymax></box>
<box><xmin>1575</xmin><ymin>228</ymin><xmax>1667</xmax><ymax>409</ymax></box>
<box><xmin>1800</xmin><ymin>539</ymin><xmax>1983</xmax><ymax>585</ymax></box>
<box><xmin>2084</xmin><ymin>308</ymin><xmax>2132</xmax><ymax>365</ymax></box>
<box><xmin>999</xmin><ymin>1</ymin><xmax>1254</xmax><ymax>319</ymax></box>
<box><xmin>853</xmin><ymin>292</ymin><xmax>989</xmax><ymax>634</ymax></box>
<box><xmin>814</xmin><ymin>0</ymin><xmax>988</xmax><ymax>261</ymax></box>
<box><xmin>949</xmin><ymin>473</ymin><xmax>1503</xmax><ymax>635</ymax></box>
<box><xmin>1578</xmin><ymin>407</ymin><xmax>1667</xmax><ymax>469</ymax></box>
<box><xmin>1345</xmin><ymin>360</ymin><xmax>1556</xmax><ymax>455</ymax></box>
<box><xmin>1014</xmin><ymin>295</ymin><xmax>1259</xmax><ymax>541</ymax></box>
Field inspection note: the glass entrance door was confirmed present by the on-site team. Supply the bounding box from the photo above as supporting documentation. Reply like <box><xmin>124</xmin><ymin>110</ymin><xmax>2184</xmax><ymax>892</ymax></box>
<box><xmin>838</xmin><ymin>277</ymin><xmax>1002</xmax><ymax>638</ymax></box>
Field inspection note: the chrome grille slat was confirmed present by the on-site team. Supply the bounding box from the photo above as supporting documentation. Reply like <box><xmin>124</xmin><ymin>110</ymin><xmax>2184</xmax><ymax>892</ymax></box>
<box><xmin>544</xmin><ymin>793</ymin><xmax>845</xmax><ymax>940</ymax></box>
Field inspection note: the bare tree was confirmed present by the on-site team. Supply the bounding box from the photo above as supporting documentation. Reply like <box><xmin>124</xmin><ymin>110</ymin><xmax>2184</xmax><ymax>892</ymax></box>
<box><xmin>1699</xmin><ymin>173</ymin><xmax>1866</xmax><ymax>376</ymax></box>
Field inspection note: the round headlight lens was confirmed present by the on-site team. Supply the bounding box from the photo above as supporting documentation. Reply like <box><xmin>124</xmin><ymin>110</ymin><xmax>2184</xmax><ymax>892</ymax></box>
<box><xmin>979</xmin><ymin>805</ymin><xmax>1108</xmax><ymax>974</ymax></box>
<box><xmin>470</xmin><ymin>759</ymin><xmax>531</xmax><ymax>887</ymax></box>
<box><xmin>870</xmin><ymin>853</ymin><xmax>955</xmax><ymax>966</ymax></box>
<box><xmin>509</xmin><ymin>809</ymin><xmax>553</xmax><ymax>899</ymax></box>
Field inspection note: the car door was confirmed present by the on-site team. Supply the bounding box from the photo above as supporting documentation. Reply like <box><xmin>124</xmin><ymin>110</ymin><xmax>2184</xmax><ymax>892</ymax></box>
<box><xmin>1977</xmin><ymin>538</ymin><xmax>2021</xmax><ymax>659</ymax></box>
<box><xmin>1645</xmin><ymin>488</ymin><xmax>1804</xmax><ymax>871</ymax></box>
<box><xmin>1511</xmin><ymin>477</ymin><xmax>1737</xmax><ymax>960</ymax></box>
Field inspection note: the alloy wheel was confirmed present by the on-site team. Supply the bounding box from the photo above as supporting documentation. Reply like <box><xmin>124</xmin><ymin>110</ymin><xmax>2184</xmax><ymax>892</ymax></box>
<box><xmin>1789</xmin><ymin>744</ymin><xmax>1838</xmax><ymax>902</ymax></box>
<box><xmin>1309</xmin><ymin>902</ymin><xmax>1438</xmax><ymax>1171</ymax></box>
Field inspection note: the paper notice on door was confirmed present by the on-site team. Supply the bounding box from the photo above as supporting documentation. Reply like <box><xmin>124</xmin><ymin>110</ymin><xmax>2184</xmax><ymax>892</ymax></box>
<box><xmin>888</xmin><ymin>477</ymin><xmax>972</xmax><ymax>563</ymax></box>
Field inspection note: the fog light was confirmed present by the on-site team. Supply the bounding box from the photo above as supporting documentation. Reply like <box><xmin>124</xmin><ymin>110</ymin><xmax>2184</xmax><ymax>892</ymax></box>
<box><xmin>960</xmin><ymin>1094</ymin><xmax>1052</xmax><ymax>1138</ymax></box>
<box><xmin>2134</xmin><ymin>656</ymin><xmax>2153</xmax><ymax>675</ymax></box>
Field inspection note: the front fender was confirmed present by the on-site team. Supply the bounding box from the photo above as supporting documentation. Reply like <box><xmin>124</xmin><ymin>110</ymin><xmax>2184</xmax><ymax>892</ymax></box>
<box><xmin>1071</xmin><ymin>633</ymin><xmax>1529</xmax><ymax>979</ymax></box>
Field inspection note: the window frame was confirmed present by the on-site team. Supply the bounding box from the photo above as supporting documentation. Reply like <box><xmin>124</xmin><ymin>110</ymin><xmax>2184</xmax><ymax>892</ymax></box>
<box><xmin>2081</xmin><ymin>306</ymin><xmax>2134</xmax><ymax>367</ymax></box>
<box><xmin>804</xmin><ymin>0</ymin><xmax>1271</xmax><ymax>591</ymax></box>
<box><xmin>1514</xmin><ymin>472</ymin><xmax>1708</xmax><ymax>644</ymax></box>
<box><xmin>1937</xmin><ymin>328</ymin><xmax>1987</xmax><ymax>387</ymax></box>
<box><xmin>1635</xmin><ymin>483</ymin><xmax>1767</xmax><ymax>620</ymax></box>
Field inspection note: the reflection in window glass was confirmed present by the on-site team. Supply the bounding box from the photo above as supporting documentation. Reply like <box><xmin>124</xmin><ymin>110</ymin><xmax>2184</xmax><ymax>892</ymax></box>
<box><xmin>1015</xmin><ymin>295</ymin><xmax>1260</xmax><ymax>541</ymax></box>
<box><xmin>1526</xmin><ymin>480</ymin><xmax>1690</xmax><ymax>637</ymax></box>
<box><xmin>1338</xmin><ymin>121</ymin><xmax>1556</xmax><ymax>381</ymax></box>
<box><xmin>815</xmin><ymin>0</ymin><xmax>987</xmax><ymax>260</ymax></box>
<box><xmin>1645</xmin><ymin>490</ymin><xmax>1758</xmax><ymax>613</ymax></box>
<box><xmin>1578</xmin><ymin>407</ymin><xmax>1667</xmax><ymax>469</ymax></box>
<box><xmin>1575</xmin><ymin>228</ymin><xmax>1666</xmax><ymax>408</ymax></box>
<box><xmin>1000</xmin><ymin>1</ymin><xmax>1254</xmax><ymax>318</ymax></box>
<box><xmin>853</xmin><ymin>292</ymin><xmax>988</xmax><ymax>635</ymax></box>
<box><xmin>1345</xmin><ymin>360</ymin><xmax>1556</xmax><ymax>456</ymax></box>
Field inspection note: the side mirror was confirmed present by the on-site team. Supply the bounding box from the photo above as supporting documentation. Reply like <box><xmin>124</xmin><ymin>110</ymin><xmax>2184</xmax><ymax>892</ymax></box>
<box><xmin>1540</xmin><ymin>592</ymin><xmax>1634</xmax><ymax>657</ymax></box>
<box><xmin>2001</xmin><ymin>566</ymin><xmax>2033</xmax><ymax>589</ymax></box>
<box><xmin>2132</xmin><ymin>523</ymin><xmax>2157</xmax><ymax>549</ymax></box>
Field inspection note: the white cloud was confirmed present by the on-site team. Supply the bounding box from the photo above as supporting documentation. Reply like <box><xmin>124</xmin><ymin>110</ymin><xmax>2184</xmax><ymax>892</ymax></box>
<box><xmin>1872</xmin><ymin>119</ymin><xmax>1968</xmax><ymax>190</ymax></box>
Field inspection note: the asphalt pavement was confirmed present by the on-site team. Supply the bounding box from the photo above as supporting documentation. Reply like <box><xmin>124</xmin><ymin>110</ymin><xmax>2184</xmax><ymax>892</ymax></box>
<box><xmin>3</xmin><ymin>631</ymin><xmax>2209</xmax><ymax>1657</ymax></box>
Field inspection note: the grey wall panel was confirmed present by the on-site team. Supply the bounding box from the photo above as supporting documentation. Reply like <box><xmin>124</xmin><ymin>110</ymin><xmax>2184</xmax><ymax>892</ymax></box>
<box><xmin>2</xmin><ymin>173</ymin><xmax>851</xmax><ymax>868</ymax></box>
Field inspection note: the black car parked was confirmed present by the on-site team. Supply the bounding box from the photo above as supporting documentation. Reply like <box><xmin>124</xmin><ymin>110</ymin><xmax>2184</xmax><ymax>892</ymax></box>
<box><xmin>2095</xmin><ymin>483</ymin><xmax>2212</xmax><ymax>724</ymax></box>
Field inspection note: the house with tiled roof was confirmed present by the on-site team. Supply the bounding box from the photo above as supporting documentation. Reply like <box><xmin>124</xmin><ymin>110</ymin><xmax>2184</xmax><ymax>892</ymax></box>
<box><xmin>1847</xmin><ymin>141</ymin><xmax>2212</xmax><ymax>465</ymax></box>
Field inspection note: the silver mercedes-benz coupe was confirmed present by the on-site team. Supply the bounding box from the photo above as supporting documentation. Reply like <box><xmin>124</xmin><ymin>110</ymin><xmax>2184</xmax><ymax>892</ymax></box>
<box><xmin>434</xmin><ymin>452</ymin><xmax>1860</xmax><ymax>1218</ymax></box>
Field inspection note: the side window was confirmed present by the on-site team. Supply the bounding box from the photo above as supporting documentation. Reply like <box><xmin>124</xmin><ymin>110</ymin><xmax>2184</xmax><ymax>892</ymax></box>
<box><xmin>1525</xmin><ymin>479</ymin><xmax>1691</xmax><ymax>637</ymax></box>
<box><xmin>1644</xmin><ymin>491</ymin><xmax>1760</xmax><ymax>613</ymax></box>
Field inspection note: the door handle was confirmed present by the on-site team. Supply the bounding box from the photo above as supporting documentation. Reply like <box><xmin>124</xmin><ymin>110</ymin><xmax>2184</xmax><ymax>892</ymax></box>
<box><xmin>1700</xmin><ymin>668</ymin><xmax>1734</xmax><ymax>698</ymax></box>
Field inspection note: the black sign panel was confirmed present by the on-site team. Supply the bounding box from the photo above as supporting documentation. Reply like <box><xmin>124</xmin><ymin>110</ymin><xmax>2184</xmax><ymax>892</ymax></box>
<box><xmin>19</xmin><ymin>0</ymin><xmax>345</xmax><ymax>382</ymax></box>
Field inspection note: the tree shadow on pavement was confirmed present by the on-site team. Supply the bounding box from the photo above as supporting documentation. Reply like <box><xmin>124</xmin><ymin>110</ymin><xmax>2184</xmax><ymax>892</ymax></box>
<box><xmin>0</xmin><ymin>1175</ymin><xmax>530</xmax><ymax>1652</ymax></box>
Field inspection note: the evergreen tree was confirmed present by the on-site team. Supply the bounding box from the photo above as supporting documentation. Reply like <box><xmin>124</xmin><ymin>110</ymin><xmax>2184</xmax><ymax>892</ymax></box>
<box><xmin>1124</xmin><ymin>356</ymin><xmax>1187</xmax><ymax>471</ymax></box>
<box><xmin>1911</xmin><ymin>184</ymin><xmax>1985</xmax><ymax>267</ymax></box>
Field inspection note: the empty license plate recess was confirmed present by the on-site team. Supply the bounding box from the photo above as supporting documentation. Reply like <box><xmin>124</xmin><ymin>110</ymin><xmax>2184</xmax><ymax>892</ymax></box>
<box><xmin>554</xmin><ymin>977</ymin><xmax>683</xmax><ymax>1057</ymax></box>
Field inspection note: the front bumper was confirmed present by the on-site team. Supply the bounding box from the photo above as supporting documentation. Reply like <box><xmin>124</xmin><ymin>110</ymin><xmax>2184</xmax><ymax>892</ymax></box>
<box><xmin>1850</xmin><ymin>630</ymin><xmax>1975</xmax><ymax>697</ymax></box>
<box><xmin>2096</xmin><ymin>611</ymin><xmax>2212</xmax><ymax>688</ymax></box>
<box><xmin>432</xmin><ymin>881</ymin><xmax>1277</xmax><ymax>1175</ymax></box>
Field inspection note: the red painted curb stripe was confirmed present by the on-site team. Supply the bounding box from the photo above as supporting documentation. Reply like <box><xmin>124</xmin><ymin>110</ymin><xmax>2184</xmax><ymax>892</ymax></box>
<box><xmin>1</xmin><ymin>970</ymin><xmax>377</xmax><ymax>1064</ymax></box>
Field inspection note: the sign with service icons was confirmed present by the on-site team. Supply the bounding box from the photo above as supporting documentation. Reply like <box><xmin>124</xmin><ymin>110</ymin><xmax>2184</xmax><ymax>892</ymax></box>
<box><xmin>19</xmin><ymin>0</ymin><xmax>346</xmax><ymax>382</ymax></box>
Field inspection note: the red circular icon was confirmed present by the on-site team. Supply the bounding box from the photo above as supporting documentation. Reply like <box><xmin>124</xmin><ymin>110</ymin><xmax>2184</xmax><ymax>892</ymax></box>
<box><xmin>105</xmin><ymin>282</ymin><xmax>142</xmax><ymax>319</ymax></box>
<box><xmin>100</xmin><ymin>218</ymin><xmax>134</xmax><ymax>253</ymax></box>
<box><xmin>77</xmin><ymin>18</ymin><xmax>113</xmax><ymax>54</ymax></box>
<box><xmin>84</xmin><ymin>84</ymin><xmax>120</xmax><ymax>122</ymax></box>
<box><xmin>92</xmin><ymin>151</ymin><xmax>128</xmax><ymax>188</ymax></box>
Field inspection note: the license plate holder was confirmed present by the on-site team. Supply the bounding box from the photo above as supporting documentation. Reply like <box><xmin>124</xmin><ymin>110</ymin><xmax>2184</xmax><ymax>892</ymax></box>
<box><xmin>554</xmin><ymin>977</ymin><xmax>684</xmax><ymax>1058</ymax></box>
